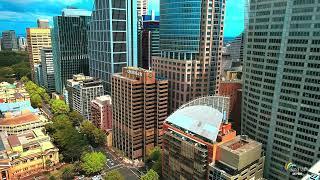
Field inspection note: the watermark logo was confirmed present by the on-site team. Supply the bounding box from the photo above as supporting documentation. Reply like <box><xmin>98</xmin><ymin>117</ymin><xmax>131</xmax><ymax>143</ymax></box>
<box><xmin>284</xmin><ymin>162</ymin><xmax>308</xmax><ymax>176</ymax></box>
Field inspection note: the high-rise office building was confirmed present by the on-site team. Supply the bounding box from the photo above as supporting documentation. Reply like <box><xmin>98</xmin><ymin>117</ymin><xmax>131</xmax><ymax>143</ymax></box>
<box><xmin>112</xmin><ymin>67</ymin><xmax>168</xmax><ymax>160</ymax></box>
<box><xmin>139</xmin><ymin>14</ymin><xmax>160</xmax><ymax>69</ymax></box>
<box><xmin>88</xmin><ymin>0</ymin><xmax>138</xmax><ymax>94</ymax></box>
<box><xmin>162</xmin><ymin>96</ymin><xmax>236</xmax><ymax>179</ymax></box>
<box><xmin>52</xmin><ymin>9</ymin><xmax>91</xmax><ymax>94</ymax></box>
<box><xmin>242</xmin><ymin>1</ymin><xmax>320</xmax><ymax>179</ymax></box>
<box><xmin>17</xmin><ymin>36</ymin><xmax>26</xmax><ymax>51</ymax></box>
<box><xmin>137</xmin><ymin>0</ymin><xmax>148</xmax><ymax>16</ymax></box>
<box><xmin>152</xmin><ymin>0</ymin><xmax>225</xmax><ymax>112</ymax></box>
<box><xmin>208</xmin><ymin>135</ymin><xmax>264</xmax><ymax>180</ymax></box>
<box><xmin>91</xmin><ymin>95</ymin><xmax>113</xmax><ymax>132</ymax></box>
<box><xmin>37</xmin><ymin>19</ymin><xmax>49</xmax><ymax>28</ymax></box>
<box><xmin>66</xmin><ymin>74</ymin><xmax>104</xmax><ymax>120</ymax></box>
<box><xmin>40</xmin><ymin>47</ymin><xmax>55</xmax><ymax>93</ymax></box>
<box><xmin>226</xmin><ymin>32</ymin><xmax>244</xmax><ymax>66</ymax></box>
<box><xmin>1</xmin><ymin>30</ymin><xmax>18</xmax><ymax>51</ymax></box>
<box><xmin>34</xmin><ymin>64</ymin><xmax>44</xmax><ymax>87</ymax></box>
<box><xmin>26</xmin><ymin>28</ymin><xmax>51</xmax><ymax>79</ymax></box>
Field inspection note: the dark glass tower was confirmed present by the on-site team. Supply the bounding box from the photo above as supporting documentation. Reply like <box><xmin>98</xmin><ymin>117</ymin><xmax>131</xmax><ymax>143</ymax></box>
<box><xmin>52</xmin><ymin>9</ymin><xmax>91</xmax><ymax>94</ymax></box>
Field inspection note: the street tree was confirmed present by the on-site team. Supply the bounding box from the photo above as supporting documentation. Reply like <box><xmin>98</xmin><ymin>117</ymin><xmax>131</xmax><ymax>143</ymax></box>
<box><xmin>51</xmin><ymin>99</ymin><xmax>70</xmax><ymax>115</ymax></box>
<box><xmin>20</xmin><ymin>76</ymin><xmax>29</xmax><ymax>83</ymax></box>
<box><xmin>68</xmin><ymin>111</ymin><xmax>85</xmax><ymax>127</ymax></box>
<box><xmin>104</xmin><ymin>170</ymin><xmax>124</xmax><ymax>180</ymax></box>
<box><xmin>80</xmin><ymin>120</ymin><xmax>106</xmax><ymax>147</ymax></box>
<box><xmin>141</xmin><ymin>169</ymin><xmax>159</xmax><ymax>180</ymax></box>
<box><xmin>30</xmin><ymin>93</ymin><xmax>42</xmax><ymax>108</ymax></box>
<box><xmin>147</xmin><ymin>147</ymin><xmax>162</xmax><ymax>176</ymax></box>
<box><xmin>81</xmin><ymin>152</ymin><xmax>106</xmax><ymax>175</ymax></box>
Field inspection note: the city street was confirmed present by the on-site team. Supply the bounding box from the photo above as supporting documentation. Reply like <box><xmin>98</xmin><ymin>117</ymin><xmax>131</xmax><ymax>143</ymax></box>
<box><xmin>103</xmin><ymin>148</ymin><xmax>143</xmax><ymax>180</ymax></box>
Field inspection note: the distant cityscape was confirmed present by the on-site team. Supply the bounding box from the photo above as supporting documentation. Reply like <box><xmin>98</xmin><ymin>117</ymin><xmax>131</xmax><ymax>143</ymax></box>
<box><xmin>0</xmin><ymin>0</ymin><xmax>319</xmax><ymax>180</ymax></box>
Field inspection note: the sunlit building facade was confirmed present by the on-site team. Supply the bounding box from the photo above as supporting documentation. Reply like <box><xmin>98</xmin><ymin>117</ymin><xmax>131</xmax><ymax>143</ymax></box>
<box><xmin>242</xmin><ymin>0</ymin><xmax>320</xmax><ymax>179</ymax></box>
<box><xmin>88</xmin><ymin>0</ymin><xmax>138</xmax><ymax>94</ymax></box>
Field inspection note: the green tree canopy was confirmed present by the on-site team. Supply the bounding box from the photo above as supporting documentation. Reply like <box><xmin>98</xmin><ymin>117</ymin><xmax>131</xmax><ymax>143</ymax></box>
<box><xmin>146</xmin><ymin>147</ymin><xmax>162</xmax><ymax>176</ymax></box>
<box><xmin>104</xmin><ymin>170</ymin><xmax>124</xmax><ymax>180</ymax></box>
<box><xmin>12</xmin><ymin>62</ymin><xmax>31</xmax><ymax>78</ymax></box>
<box><xmin>43</xmin><ymin>93</ymin><xmax>51</xmax><ymax>103</ymax></box>
<box><xmin>80</xmin><ymin>120</ymin><xmax>106</xmax><ymax>147</ymax></box>
<box><xmin>141</xmin><ymin>169</ymin><xmax>159</xmax><ymax>180</ymax></box>
<box><xmin>81</xmin><ymin>152</ymin><xmax>106</xmax><ymax>175</ymax></box>
<box><xmin>25</xmin><ymin>81</ymin><xmax>38</xmax><ymax>92</ymax></box>
<box><xmin>61</xmin><ymin>164</ymin><xmax>75</xmax><ymax>180</ymax></box>
<box><xmin>45</xmin><ymin>114</ymin><xmax>88</xmax><ymax>162</ymax></box>
<box><xmin>30</xmin><ymin>93</ymin><xmax>42</xmax><ymax>108</ymax></box>
<box><xmin>20</xmin><ymin>76</ymin><xmax>29</xmax><ymax>83</ymax></box>
<box><xmin>51</xmin><ymin>99</ymin><xmax>70</xmax><ymax>115</ymax></box>
<box><xmin>68</xmin><ymin>111</ymin><xmax>85</xmax><ymax>127</ymax></box>
<box><xmin>35</xmin><ymin>86</ymin><xmax>46</xmax><ymax>97</ymax></box>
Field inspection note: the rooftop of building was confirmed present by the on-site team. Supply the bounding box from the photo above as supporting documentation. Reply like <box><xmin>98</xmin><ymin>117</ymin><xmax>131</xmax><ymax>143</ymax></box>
<box><xmin>0</xmin><ymin>128</ymin><xmax>56</xmax><ymax>158</ymax></box>
<box><xmin>219</xmin><ymin>135</ymin><xmax>261</xmax><ymax>155</ymax></box>
<box><xmin>37</xmin><ymin>19</ymin><xmax>49</xmax><ymax>22</ymax></box>
<box><xmin>92</xmin><ymin>95</ymin><xmax>112</xmax><ymax>105</ymax></box>
<box><xmin>67</xmin><ymin>74</ymin><xmax>102</xmax><ymax>87</ymax></box>
<box><xmin>166</xmin><ymin>105</ymin><xmax>223</xmax><ymax>142</ymax></box>
<box><xmin>0</xmin><ymin>100</ymin><xmax>39</xmax><ymax>114</ymax></box>
<box><xmin>0</xmin><ymin>113</ymin><xmax>46</xmax><ymax>126</ymax></box>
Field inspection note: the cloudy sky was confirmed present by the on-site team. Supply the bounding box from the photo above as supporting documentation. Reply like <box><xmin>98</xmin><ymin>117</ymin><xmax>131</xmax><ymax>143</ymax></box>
<box><xmin>0</xmin><ymin>0</ymin><xmax>245</xmax><ymax>37</ymax></box>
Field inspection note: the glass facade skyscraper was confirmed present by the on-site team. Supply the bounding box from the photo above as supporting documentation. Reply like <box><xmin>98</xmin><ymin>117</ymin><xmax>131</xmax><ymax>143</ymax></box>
<box><xmin>52</xmin><ymin>9</ymin><xmax>91</xmax><ymax>94</ymax></box>
<box><xmin>242</xmin><ymin>1</ymin><xmax>320</xmax><ymax>179</ymax></box>
<box><xmin>88</xmin><ymin>0</ymin><xmax>138</xmax><ymax>94</ymax></box>
<box><xmin>40</xmin><ymin>47</ymin><xmax>55</xmax><ymax>93</ymax></box>
<box><xmin>160</xmin><ymin>0</ymin><xmax>201</xmax><ymax>60</ymax></box>
<box><xmin>152</xmin><ymin>0</ymin><xmax>225</xmax><ymax>112</ymax></box>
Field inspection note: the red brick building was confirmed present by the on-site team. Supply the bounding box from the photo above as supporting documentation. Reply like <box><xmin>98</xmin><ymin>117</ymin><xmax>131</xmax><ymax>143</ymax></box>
<box><xmin>91</xmin><ymin>95</ymin><xmax>112</xmax><ymax>132</ymax></box>
<box><xmin>219</xmin><ymin>81</ymin><xmax>242</xmax><ymax>133</ymax></box>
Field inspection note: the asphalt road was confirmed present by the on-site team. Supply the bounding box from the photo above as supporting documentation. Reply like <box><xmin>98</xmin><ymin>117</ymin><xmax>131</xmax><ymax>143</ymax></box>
<box><xmin>104</xmin><ymin>149</ymin><xmax>143</xmax><ymax>180</ymax></box>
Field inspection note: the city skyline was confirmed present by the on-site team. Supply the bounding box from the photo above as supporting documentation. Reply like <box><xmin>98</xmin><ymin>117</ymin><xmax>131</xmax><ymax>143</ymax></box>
<box><xmin>0</xmin><ymin>0</ymin><xmax>245</xmax><ymax>37</ymax></box>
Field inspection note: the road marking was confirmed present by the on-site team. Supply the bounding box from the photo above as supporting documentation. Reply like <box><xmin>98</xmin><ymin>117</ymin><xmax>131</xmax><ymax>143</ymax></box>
<box><xmin>129</xmin><ymin>168</ymin><xmax>140</xmax><ymax>178</ymax></box>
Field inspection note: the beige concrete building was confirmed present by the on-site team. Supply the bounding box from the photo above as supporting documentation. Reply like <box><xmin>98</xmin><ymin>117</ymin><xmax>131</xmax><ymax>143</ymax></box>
<box><xmin>112</xmin><ymin>67</ymin><xmax>168</xmax><ymax>160</ymax></box>
<box><xmin>0</xmin><ymin>113</ymin><xmax>48</xmax><ymax>135</ymax></box>
<box><xmin>0</xmin><ymin>82</ymin><xmax>29</xmax><ymax>103</ymax></box>
<box><xmin>26</xmin><ymin>28</ymin><xmax>51</xmax><ymax>79</ymax></box>
<box><xmin>152</xmin><ymin>0</ymin><xmax>225</xmax><ymax>112</ymax></box>
<box><xmin>0</xmin><ymin>128</ymin><xmax>59</xmax><ymax>180</ymax></box>
<box><xmin>208</xmin><ymin>135</ymin><xmax>265</xmax><ymax>180</ymax></box>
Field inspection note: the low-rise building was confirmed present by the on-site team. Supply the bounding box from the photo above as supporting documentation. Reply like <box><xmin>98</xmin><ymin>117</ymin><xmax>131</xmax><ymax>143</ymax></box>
<box><xmin>0</xmin><ymin>82</ymin><xmax>30</xmax><ymax>103</ymax></box>
<box><xmin>0</xmin><ymin>128</ymin><xmax>59</xmax><ymax>179</ymax></box>
<box><xmin>0</xmin><ymin>113</ymin><xmax>48</xmax><ymax>135</ymax></box>
<box><xmin>209</xmin><ymin>135</ymin><xmax>264</xmax><ymax>180</ymax></box>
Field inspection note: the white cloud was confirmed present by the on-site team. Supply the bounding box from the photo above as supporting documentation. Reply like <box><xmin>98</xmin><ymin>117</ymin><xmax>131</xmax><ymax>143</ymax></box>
<box><xmin>0</xmin><ymin>10</ymin><xmax>53</xmax><ymax>23</ymax></box>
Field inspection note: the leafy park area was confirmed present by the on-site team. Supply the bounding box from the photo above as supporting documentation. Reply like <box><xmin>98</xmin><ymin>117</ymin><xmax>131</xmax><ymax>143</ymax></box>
<box><xmin>0</xmin><ymin>51</ymin><xmax>31</xmax><ymax>83</ymax></box>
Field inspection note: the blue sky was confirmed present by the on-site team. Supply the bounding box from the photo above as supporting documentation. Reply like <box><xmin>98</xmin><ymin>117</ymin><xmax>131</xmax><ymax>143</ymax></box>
<box><xmin>0</xmin><ymin>0</ymin><xmax>245</xmax><ymax>37</ymax></box>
